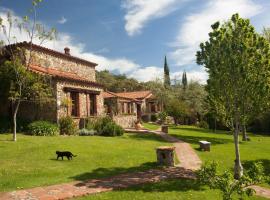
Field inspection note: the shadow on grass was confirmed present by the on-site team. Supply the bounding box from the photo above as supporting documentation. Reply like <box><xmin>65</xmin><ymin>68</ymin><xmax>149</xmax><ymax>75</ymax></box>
<box><xmin>72</xmin><ymin>163</ymin><xmax>205</xmax><ymax>193</ymax></box>
<box><xmin>243</xmin><ymin>159</ymin><xmax>270</xmax><ymax>177</ymax></box>
<box><xmin>70</xmin><ymin>162</ymin><xmax>158</xmax><ymax>181</ymax></box>
<box><xmin>170</xmin><ymin>134</ymin><xmax>233</xmax><ymax>146</ymax></box>
<box><xmin>122</xmin><ymin>178</ymin><xmax>203</xmax><ymax>193</ymax></box>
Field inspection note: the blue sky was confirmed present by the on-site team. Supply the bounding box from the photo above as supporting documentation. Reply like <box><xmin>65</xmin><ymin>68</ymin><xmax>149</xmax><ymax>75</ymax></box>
<box><xmin>1</xmin><ymin>0</ymin><xmax>270</xmax><ymax>83</ymax></box>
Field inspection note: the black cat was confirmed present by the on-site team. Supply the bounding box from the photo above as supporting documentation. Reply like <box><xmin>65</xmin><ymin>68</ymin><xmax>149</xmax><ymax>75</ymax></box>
<box><xmin>56</xmin><ymin>151</ymin><xmax>77</xmax><ymax>160</ymax></box>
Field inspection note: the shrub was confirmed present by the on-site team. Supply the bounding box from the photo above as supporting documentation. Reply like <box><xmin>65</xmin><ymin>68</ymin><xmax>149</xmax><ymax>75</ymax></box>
<box><xmin>59</xmin><ymin>116</ymin><xmax>78</xmax><ymax>135</ymax></box>
<box><xmin>157</xmin><ymin>111</ymin><xmax>168</xmax><ymax>124</ymax></box>
<box><xmin>102</xmin><ymin>122</ymin><xmax>124</xmax><ymax>136</ymax></box>
<box><xmin>113</xmin><ymin>123</ymin><xmax>124</xmax><ymax>136</ymax></box>
<box><xmin>88</xmin><ymin>116</ymin><xmax>124</xmax><ymax>136</ymax></box>
<box><xmin>196</xmin><ymin>162</ymin><xmax>266</xmax><ymax>200</ymax></box>
<box><xmin>28</xmin><ymin>121</ymin><xmax>59</xmax><ymax>136</ymax></box>
<box><xmin>198</xmin><ymin>120</ymin><xmax>209</xmax><ymax>129</ymax></box>
<box><xmin>91</xmin><ymin>116</ymin><xmax>112</xmax><ymax>134</ymax></box>
<box><xmin>78</xmin><ymin>128</ymin><xmax>96</xmax><ymax>136</ymax></box>
<box><xmin>150</xmin><ymin>114</ymin><xmax>157</xmax><ymax>122</ymax></box>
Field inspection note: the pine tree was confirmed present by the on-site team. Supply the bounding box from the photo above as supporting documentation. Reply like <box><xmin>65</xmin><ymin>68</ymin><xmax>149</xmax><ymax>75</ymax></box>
<box><xmin>182</xmin><ymin>71</ymin><xmax>188</xmax><ymax>89</ymax></box>
<box><xmin>164</xmin><ymin>56</ymin><xmax>171</xmax><ymax>88</ymax></box>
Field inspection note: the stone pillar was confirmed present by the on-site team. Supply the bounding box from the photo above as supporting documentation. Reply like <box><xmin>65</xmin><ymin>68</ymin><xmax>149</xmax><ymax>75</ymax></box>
<box><xmin>156</xmin><ymin>146</ymin><xmax>175</xmax><ymax>166</ymax></box>
<box><xmin>161</xmin><ymin>125</ymin><xmax>169</xmax><ymax>134</ymax></box>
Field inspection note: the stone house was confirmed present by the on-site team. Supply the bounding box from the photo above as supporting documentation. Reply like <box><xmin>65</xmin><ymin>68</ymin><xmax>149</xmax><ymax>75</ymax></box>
<box><xmin>0</xmin><ymin>42</ymin><xmax>104</xmax><ymax>126</ymax></box>
<box><xmin>103</xmin><ymin>90</ymin><xmax>162</xmax><ymax>127</ymax></box>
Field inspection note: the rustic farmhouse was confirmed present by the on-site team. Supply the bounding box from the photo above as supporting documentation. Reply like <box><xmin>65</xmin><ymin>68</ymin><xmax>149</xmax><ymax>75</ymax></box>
<box><xmin>0</xmin><ymin>42</ymin><xmax>104</xmax><ymax>126</ymax></box>
<box><xmin>0</xmin><ymin>42</ymin><xmax>163</xmax><ymax>129</ymax></box>
<box><xmin>103</xmin><ymin>90</ymin><xmax>162</xmax><ymax>127</ymax></box>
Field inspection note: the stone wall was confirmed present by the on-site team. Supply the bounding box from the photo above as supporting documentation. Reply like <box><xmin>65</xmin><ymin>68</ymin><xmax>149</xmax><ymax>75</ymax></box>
<box><xmin>113</xmin><ymin>115</ymin><xmax>137</xmax><ymax>128</ymax></box>
<box><xmin>56</xmin><ymin>80</ymin><xmax>104</xmax><ymax>120</ymax></box>
<box><xmin>26</xmin><ymin>49</ymin><xmax>96</xmax><ymax>82</ymax></box>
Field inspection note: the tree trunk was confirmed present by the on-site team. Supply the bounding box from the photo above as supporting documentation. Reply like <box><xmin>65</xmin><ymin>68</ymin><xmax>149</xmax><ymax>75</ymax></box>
<box><xmin>242</xmin><ymin>124</ymin><xmax>248</xmax><ymax>141</ymax></box>
<box><xmin>233</xmin><ymin>122</ymin><xmax>243</xmax><ymax>179</ymax></box>
<box><xmin>214</xmin><ymin>116</ymin><xmax>217</xmax><ymax>133</ymax></box>
<box><xmin>12</xmin><ymin>100</ymin><xmax>20</xmax><ymax>142</ymax></box>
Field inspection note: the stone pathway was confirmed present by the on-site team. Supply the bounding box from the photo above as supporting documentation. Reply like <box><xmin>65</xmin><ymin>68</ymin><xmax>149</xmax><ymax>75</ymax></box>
<box><xmin>151</xmin><ymin>130</ymin><xmax>202</xmax><ymax>170</ymax></box>
<box><xmin>0</xmin><ymin>167</ymin><xmax>195</xmax><ymax>200</ymax></box>
<box><xmin>250</xmin><ymin>186</ymin><xmax>270</xmax><ymax>198</ymax></box>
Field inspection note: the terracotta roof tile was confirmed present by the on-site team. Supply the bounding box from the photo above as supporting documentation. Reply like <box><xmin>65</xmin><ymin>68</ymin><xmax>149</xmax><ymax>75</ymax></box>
<box><xmin>102</xmin><ymin>91</ymin><xmax>141</xmax><ymax>102</ymax></box>
<box><xmin>116</xmin><ymin>91</ymin><xmax>152</xmax><ymax>99</ymax></box>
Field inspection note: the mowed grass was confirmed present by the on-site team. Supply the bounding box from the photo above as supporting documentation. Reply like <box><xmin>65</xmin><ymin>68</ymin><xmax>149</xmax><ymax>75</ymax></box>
<box><xmin>0</xmin><ymin>133</ymin><xmax>170</xmax><ymax>192</ymax></box>
<box><xmin>142</xmin><ymin>122</ymin><xmax>160</xmax><ymax>131</ymax></box>
<box><xmin>75</xmin><ymin>125</ymin><xmax>270</xmax><ymax>200</ymax></box>
<box><xmin>75</xmin><ymin>179</ymin><xmax>267</xmax><ymax>200</ymax></box>
<box><xmin>169</xmin><ymin>126</ymin><xmax>270</xmax><ymax>176</ymax></box>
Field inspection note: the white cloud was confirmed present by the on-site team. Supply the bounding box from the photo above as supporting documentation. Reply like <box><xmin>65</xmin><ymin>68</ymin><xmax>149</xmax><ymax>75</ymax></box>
<box><xmin>171</xmin><ymin>69</ymin><xmax>208</xmax><ymax>84</ymax></box>
<box><xmin>128</xmin><ymin>66</ymin><xmax>163</xmax><ymax>82</ymax></box>
<box><xmin>122</xmin><ymin>0</ymin><xmax>184</xmax><ymax>36</ymax></box>
<box><xmin>57</xmin><ymin>16</ymin><xmax>67</xmax><ymax>24</ymax></box>
<box><xmin>170</xmin><ymin>0</ymin><xmax>263</xmax><ymax>66</ymax></box>
<box><xmin>0</xmin><ymin>8</ymin><xmax>152</xmax><ymax>76</ymax></box>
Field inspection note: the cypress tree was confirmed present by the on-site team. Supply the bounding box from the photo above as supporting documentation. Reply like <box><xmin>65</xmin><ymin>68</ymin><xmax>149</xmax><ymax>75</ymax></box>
<box><xmin>164</xmin><ymin>56</ymin><xmax>171</xmax><ymax>88</ymax></box>
<box><xmin>182</xmin><ymin>71</ymin><xmax>188</xmax><ymax>89</ymax></box>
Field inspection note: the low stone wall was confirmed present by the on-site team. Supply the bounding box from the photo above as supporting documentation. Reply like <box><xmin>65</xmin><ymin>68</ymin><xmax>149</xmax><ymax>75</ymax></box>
<box><xmin>113</xmin><ymin>115</ymin><xmax>137</xmax><ymax>128</ymax></box>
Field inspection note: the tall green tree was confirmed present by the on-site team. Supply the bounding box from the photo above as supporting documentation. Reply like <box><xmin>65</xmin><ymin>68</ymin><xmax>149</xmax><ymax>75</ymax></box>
<box><xmin>0</xmin><ymin>0</ymin><xmax>56</xmax><ymax>141</ymax></box>
<box><xmin>164</xmin><ymin>56</ymin><xmax>171</xmax><ymax>88</ymax></box>
<box><xmin>182</xmin><ymin>71</ymin><xmax>188</xmax><ymax>90</ymax></box>
<box><xmin>197</xmin><ymin>14</ymin><xmax>270</xmax><ymax>179</ymax></box>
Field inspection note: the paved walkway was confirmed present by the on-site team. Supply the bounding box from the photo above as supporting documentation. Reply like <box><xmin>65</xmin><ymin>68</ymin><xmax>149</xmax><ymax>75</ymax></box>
<box><xmin>151</xmin><ymin>130</ymin><xmax>202</xmax><ymax>170</ymax></box>
<box><xmin>0</xmin><ymin>167</ymin><xmax>195</xmax><ymax>200</ymax></box>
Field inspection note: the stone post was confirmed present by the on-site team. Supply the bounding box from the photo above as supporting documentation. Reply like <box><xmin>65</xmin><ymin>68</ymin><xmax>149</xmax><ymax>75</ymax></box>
<box><xmin>156</xmin><ymin>146</ymin><xmax>175</xmax><ymax>166</ymax></box>
<box><xmin>161</xmin><ymin>125</ymin><xmax>169</xmax><ymax>134</ymax></box>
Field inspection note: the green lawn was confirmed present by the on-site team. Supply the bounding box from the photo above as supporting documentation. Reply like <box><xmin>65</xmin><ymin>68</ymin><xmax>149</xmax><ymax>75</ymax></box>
<box><xmin>169</xmin><ymin>126</ymin><xmax>270</xmax><ymax>177</ymax></box>
<box><xmin>74</xmin><ymin>125</ymin><xmax>270</xmax><ymax>200</ymax></box>
<box><xmin>142</xmin><ymin>122</ymin><xmax>160</xmax><ymax>130</ymax></box>
<box><xmin>75</xmin><ymin>179</ymin><xmax>267</xmax><ymax>200</ymax></box>
<box><xmin>1</xmin><ymin>126</ymin><xmax>269</xmax><ymax>200</ymax></box>
<box><xmin>0</xmin><ymin>133</ymin><xmax>170</xmax><ymax>192</ymax></box>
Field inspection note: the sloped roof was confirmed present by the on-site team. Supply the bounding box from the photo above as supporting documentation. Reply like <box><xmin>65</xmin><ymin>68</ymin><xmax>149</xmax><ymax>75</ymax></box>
<box><xmin>116</xmin><ymin>90</ymin><xmax>153</xmax><ymax>99</ymax></box>
<box><xmin>6</xmin><ymin>41</ymin><xmax>98</xmax><ymax>68</ymax></box>
<box><xmin>102</xmin><ymin>91</ymin><xmax>141</xmax><ymax>102</ymax></box>
<box><xmin>29</xmin><ymin>65</ymin><xmax>103</xmax><ymax>88</ymax></box>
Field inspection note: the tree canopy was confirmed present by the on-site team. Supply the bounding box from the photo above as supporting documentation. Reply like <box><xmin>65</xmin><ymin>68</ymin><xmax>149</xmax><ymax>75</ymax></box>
<box><xmin>197</xmin><ymin>13</ymin><xmax>270</xmax><ymax>179</ymax></box>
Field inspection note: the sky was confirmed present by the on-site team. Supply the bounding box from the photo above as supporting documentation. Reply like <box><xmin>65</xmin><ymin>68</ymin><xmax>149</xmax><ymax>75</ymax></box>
<box><xmin>1</xmin><ymin>0</ymin><xmax>270</xmax><ymax>83</ymax></box>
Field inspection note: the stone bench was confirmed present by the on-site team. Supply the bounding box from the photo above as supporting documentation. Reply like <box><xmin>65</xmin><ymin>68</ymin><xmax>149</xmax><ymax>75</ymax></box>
<box><xmin>156</xmin><ymin>146</ymin><xmax>175</xmax><ymax>166</ymax></box>
<box><xmin>199</xmin><ymin>140</ymin><xmax>211</xmax><ymax>151</ymax></box>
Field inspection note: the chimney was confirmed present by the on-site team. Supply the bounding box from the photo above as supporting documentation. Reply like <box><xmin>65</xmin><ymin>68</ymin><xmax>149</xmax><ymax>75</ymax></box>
<box><xmin>64</xmin><ymin>47</ymin><xmax>70</xmax><ymax>55</ymax></box>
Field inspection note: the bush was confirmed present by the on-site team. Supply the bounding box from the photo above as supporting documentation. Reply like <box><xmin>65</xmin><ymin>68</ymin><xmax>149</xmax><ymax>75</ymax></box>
<box><xmin>198</xmin><ymin>120</ymin><xmax>209</xmax><ymax>129</ymax></box>
<box><xmin>27</xmin><ymin>121</ymin><xmax>59</xmax><ymax>136</ymax></box>
<box><xmin>59</xmin><ymin>116</ymin><xmax>78</xmax><ymax>135</ymax></box>
<box><xmin>196</xmin><ymin>162</ymin><xmax>266</xmax><ymax>200</ymax></box>
<box><xmin>157</xmin><ymin>111</ymin><xmax>167</xmax><ymax>124</ymax></box>
<box><xmin>102</xmin><ymin>122</ymin><xmax>124</xmax><ymax>136</ymax></box>
<box><xmin>150</xmin><ymin>114</ymin><xmax>157</xmax><ymax>122</ymax></box>
<box><xmin>88</xmin><ymin>116</ymin><xmax>124</xmax><ymax>137</ymax></box>
<box><xmin>78</xmin><ymin>128</ymin><xmax>96</xmax><ymax>136</ymax></box>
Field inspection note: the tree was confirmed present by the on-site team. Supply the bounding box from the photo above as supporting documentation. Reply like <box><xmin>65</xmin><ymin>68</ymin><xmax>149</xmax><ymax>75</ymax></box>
<box><xmin>164</xmin><ymin>55</ymin><xmax>171</xmax><ymax>88</ymax></box>
<box><xmin>197</xmin><ymin>14</ymin><xmax>270</xmax><ymax>179</ymax></box>
<box><xmin>166</xmin><ymin>98</ymin><xmax>188</xmax><ymax>125</ymax></box>
<box><xmin>182</xmin><ymin>71</ymin><xmax>187</xmax><ymax>90</ymax></box>
<box><xmin>262</xmin><ymin>27</ymin><xmax>270</xmax><ymax>42</ymax></box>
<box><xmin>0</xmin><ymin>0</ymin><xmax>56</xmax><ymax>141</ymax></box>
